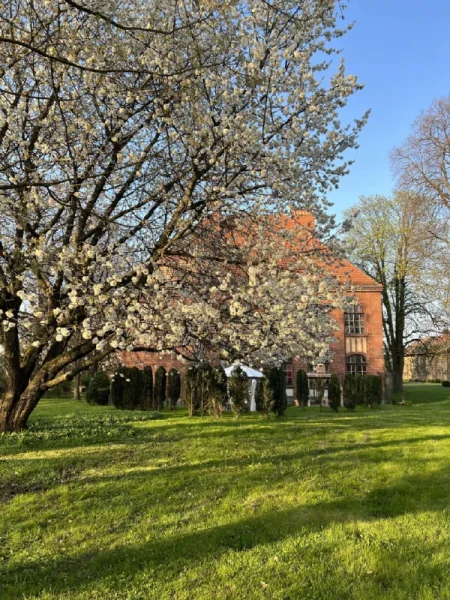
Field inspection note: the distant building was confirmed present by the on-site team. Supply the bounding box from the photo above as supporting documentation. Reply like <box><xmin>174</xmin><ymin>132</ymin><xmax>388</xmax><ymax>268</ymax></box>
<box><xmin>404</xmin><ymin>334</ymin><xmax>450</xmax><ymax>382</ymax></box>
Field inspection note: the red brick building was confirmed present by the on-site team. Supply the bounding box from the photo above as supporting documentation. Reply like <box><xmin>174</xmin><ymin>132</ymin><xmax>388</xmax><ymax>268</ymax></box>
<box><xmin>122</xmin><ymin>212</ymin><xmax>384</xmax><ymax>402</ymax></box>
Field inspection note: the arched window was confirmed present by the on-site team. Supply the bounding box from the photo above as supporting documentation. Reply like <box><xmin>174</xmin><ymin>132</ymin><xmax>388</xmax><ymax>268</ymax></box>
<box><xmin>345</xmin><ymin>304</ymin><xmax>365</xmax><ymax>334</ymax></box>
<box><xmin>346</xmin><ymin>354</ymin><xmax>367</xmax><ymax>375</ymax></box>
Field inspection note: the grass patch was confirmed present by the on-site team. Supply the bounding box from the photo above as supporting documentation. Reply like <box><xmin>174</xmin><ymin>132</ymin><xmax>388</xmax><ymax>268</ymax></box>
<box><xmin>1</xmin><ymin>384</ymin><xmax>450</xmax><ymax>599</ymax></box>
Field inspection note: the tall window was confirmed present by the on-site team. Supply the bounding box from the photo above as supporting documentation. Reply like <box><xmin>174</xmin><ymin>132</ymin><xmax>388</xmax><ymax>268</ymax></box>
<box><xmin>345</xmin><ymin>304</ymin><xmax>365</xmax><ymax>334</ymax></box>
<box><xmin>346</xmin><ymin>354</ymin><xmax>367</xmax><ymax>375</ymax></box>
<box><xmin>283</xmin><ymin>363</ymin><xmax>293</xmax><ymax>386</ymax></box>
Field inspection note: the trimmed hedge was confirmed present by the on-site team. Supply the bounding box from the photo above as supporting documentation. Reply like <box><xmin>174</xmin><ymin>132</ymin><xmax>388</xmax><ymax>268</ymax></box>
<box><xmin>343</xmin><ymin>373</ymin><xmax>383</xmax><ymax>410</ymax></box>
<box><xmin>442</xmin><ymin>380</ymin><xmax>450</xmax><ymax>388</ymax></box>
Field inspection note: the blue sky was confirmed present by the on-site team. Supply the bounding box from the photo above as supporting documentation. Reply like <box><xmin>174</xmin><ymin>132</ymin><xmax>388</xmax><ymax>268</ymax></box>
<box><xmin>327</xmin><ymin>0</ymin><xmax>450</xmax><ymax>217</ymax></box>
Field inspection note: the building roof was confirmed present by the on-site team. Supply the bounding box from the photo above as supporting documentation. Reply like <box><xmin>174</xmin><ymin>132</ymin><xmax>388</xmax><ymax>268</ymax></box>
<box><xmin>406</xmin><ymin>333</ymin><xmax>450</xmax><ymax>356</ymax></box>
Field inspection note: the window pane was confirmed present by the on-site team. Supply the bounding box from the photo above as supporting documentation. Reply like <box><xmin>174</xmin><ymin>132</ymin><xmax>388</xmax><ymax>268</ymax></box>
<box><xmin>346</xmin><ymin>354</ymin><xmax>367</xmax><ymax>375</ymax></box>
<box><xmin>344</xmin><ymin>306</ymin><xmax>365</xmax><ymax>334</ymax></box>
<box><xmin>283</xmin><ymin>363</ymin><xmax>293</xmax><ymax>386</ymax></box>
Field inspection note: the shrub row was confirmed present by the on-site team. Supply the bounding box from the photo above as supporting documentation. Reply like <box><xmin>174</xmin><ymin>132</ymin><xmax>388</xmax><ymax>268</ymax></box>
<box><xmin>184</xmin><ymin>364</ymin><xmax>228</xmax><ymax>417</ymax></box>
<box><xmin>343</xmin><ymin>373</ymin><xmax>382</xmax><ymax>410</ymax></box>
<box><xmin>111</xmin><ymin>366</ymin><xmax>181</xmax><ymax>411</ymax></box>
<box><xmin>184</xmin><ymin>363</ymin><xmax>288</xmax><ymax>419</ymax></box>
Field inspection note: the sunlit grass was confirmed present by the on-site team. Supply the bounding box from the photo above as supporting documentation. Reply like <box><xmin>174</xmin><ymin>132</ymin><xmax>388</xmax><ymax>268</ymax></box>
<box><xmin>1</xmin><ymin>383</ymin><xmax>450</xmax><ymax>599</ymax></box>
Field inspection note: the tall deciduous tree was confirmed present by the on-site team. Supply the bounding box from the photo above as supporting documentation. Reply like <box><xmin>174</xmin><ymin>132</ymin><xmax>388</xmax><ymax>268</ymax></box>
<box><xmin>391</xmin><ymin>95</ymin><xmax>450</xmax><ymax>243</ymax></box>
<box><xmin>0</xmin><ymin>0</ymin><xmax>366</xmax><ymax>431</ymax></box>
<box><xmin>344</xmin><ymin>192</ymin><xmax>449</xmax><ymax>393</ymax></box>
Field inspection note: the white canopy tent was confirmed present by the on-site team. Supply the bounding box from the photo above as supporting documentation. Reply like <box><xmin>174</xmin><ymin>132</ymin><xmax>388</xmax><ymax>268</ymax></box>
<box><xmin>224</xmin><ymin>363</ymin><xmax>264</xmax><ymax>412</ymax></box>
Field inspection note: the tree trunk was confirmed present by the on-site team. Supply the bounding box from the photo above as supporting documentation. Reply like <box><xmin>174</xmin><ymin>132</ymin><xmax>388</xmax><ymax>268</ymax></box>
<box><xmin>0</xmin><ymin>386</ymin><xmax>44</xmax><ymax>433</ymax></box>
<box><xmin>391</xmin><ymin>346</ymin><xmax>404</xmax><ymax>394</ymax></box>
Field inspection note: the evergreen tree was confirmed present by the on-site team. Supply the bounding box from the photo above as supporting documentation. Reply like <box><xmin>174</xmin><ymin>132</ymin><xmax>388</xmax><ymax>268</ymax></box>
<box><xmin>154</xmin><ymin>366</ymin><xmax>167</xmax><ymax>410</ymax></box>
<box><xmin>256</xmin><ymin>375</ymin><xmax>274</xmax><ymax>417</ymax></box>
<box><xmin>111</xmin><ymin>367</ymin><xmax>126</xmax><ymax>409</ymax></box>
<box><xmin>328</xmin><ymin>374</ymin><xmax>341</xmax><ymax>412</ymax></box>
<box><xmin>142</xmin><ymin>366</ymin><xmax>153</xmax><ymax>410</ymax></box>
<box><xmin>209</xmin><ymin>366</ymin><xmax>228</xmax><ymax>419</ymax></box>
<box><xmin>86</xmin><ymin>371</ymin><xmax>110</xmax><ymax>406</ymax></box>
<box><xmin>343</xmin><ymin>374</ymin><xmax>357</xmax><ymax>411</ymax></box>
<box><xmin>296</xmin><ymin>369</ymin><xmax>309</xmax><ymax>408</ymax></box>
<box><xmin>228</xmin><ymin>365</ymin><xmax>249</xmax><ymax>419</ymax></box>
<box><xmin>167</xmin><ymin>369</ymin><xmax>181</xmax><ymax>410</ymax></box>
<box><xmin>184</xmin><ymin>366</ymin><xmax>199</xmax><ymax>417</ymax></box>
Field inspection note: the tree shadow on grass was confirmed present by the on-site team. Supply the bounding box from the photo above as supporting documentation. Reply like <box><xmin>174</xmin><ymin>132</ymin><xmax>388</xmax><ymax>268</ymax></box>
<box><xmin>2</xmin><ymin>465</ymin><xmax>450</xmax><ymax>598</ymax></box>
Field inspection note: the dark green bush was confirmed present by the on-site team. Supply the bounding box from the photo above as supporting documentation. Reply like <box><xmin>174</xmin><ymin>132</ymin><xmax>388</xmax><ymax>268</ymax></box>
<box><xmin>167</xmin><ymin>368</ymin><xmax>181</xmax><ymax>409</ymax></box>
<box><xmin>365</xmin><ymin>375</ymin><xmax>383</xmax><ymax>407</ymax></box>
<box><xmin>111</xmin><ymin>367</ymin><xmax>126</xmax><ymax>409</ymax></box>
<box><xmin>142</xmin><ymin>366</ymin><xmax>153</xmax><ymax>410</ymax></box>
<box><xmin>442</xmin><ymin>380</ymin><xmax>450</xmax><ymax>387</ymax></box>
<box><xmin>44</xmin><ymin>379</ymin><xmax>74</xmax><ymax>398</ymax></box>
<box><xmin>154</xmin><ymin>366</ymin><xmax>167</xmax><ymax>410</ymax></box>
<box><xmin>354</xmin><ymin>374</ymin><xmax>365</xmax><ymax>404</ymax></box>
<box><xmin>295</xmin><ymin>369</ymin><xmax>309</xmax><ymax>408</ymax></box>
<box><xmin>328</xmin><ymin>373</ymin><xmax>341</xmax><ymax>412</ymax></box>
<box><xmin>343</xmin><ymin>374</ymin><xmax>357</xmax><ymax>411</ymax></box>
<box><xmin>256</xmin><ymin>375</ymin><xmax>273</xmax><ymax>417</ymax></box>
<box><xmin>263</xmin><ymin>367</ymin><xmax>287</xmax><ymax>417</ymax></box>
<box><xmin>255</xmin><ymin>377</ymin><xmax>270</xmax><ymax>416</ymax></box>
<box><xmin>228</xmin><ymin>365</ymin><xmax>248</xmax><ymax>419</ymax></box>
<box><xmin>122</xmin><ymin>367</ymin><xmax>142</xmax><ymax>410</ymax></box>
<box><xmin>86</xmin><ymin>371</ymin><xmax>110</xmax><ymax>406</ymax></box>
<box><xmin>209</xmin><ymin>366</ymin><xmax>227</xmax><ymax>419</ymax></box>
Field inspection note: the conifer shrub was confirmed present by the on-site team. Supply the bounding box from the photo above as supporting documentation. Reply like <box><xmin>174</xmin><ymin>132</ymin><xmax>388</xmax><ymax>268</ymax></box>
<box><xmin>167</xmin><ymin>368</ymin><xmax>181</xmax><ymax>410</ymax></box>
<box><xmin>111</xmin><ymin>367</ymin><xmax>126</xmax><ymax>409</ymax></box>
<box><xmin>154</xmin><ymin>366</ymin><xmax>167</xmax><ymax>410</ymax></box>
<box><xmin>197</xmin><ymin>363</ymin><xmax>214</xmax><ymax>415</ymax></box>
<box><xmin>328</xmin><ymin>373</ymin><xmax>341</xmax><ymax>412</ymax></box>
<box><xmin>296</xmin><ymin>369</ymin><xmax>309</xmax><ymax>408</ymax></box>
<box><xmin>209</xmin><ymin>366</ymin><xmax>227</xmax><ymax>419</ymax></box>
<box><xmin>343</xmin><ymin>373</ymin><xmax>357</xmax><ymax>411</ymax></box>
<box><xmin>442</xmin><ymin>380</ymin><xmax>450</xmax><ymax>387</ymax></box>
<box><xmin>142</xmin><ymin>366</ymin><xmax>153</xmax><ymax>410</ymax></box>
<box><xmin>86</xmin><ymin>371</ymin><xmax>110</xmax><ymax>405</ymax></box>
<box><xmin>273</xmin><ymin>367</ymin><xmax>287</xmax><ymax>416</ymax></box>
<box><xmin>256</xmin><ymin>375</ymin><xmax>274</xmax><ymax>417</ymax></box>
<box><xmin>354</xmin><ymin>374</ymin><xmax>365</xmax><ymax>405</ymax></box>
<box><xmin>264</xmin><ymin>367</ymin><xmax>287</xmax><ymax>417</ymax></box>
<box><xmin>121</xmin><ymin>367</ymin><xmax>141</xmax><ymax>410</ymax></box>
<box><xmin>255</xmin><ymin>377</ymin><xmax>270</xmax><ymax>416</ymax></box>
<box><xmin>184</xmin><ymin>365</ymin><xmax>199</xmax><ymax>417</ymax></box>
<box><xmin>365</xmin><ymin>375</ymin><xmax>383</xmax><ymax>407</ymax></box>
<box><xmin>228</xmin><ymin>365</ymin><xmax>249</xmax><ymax>419</ymax></box>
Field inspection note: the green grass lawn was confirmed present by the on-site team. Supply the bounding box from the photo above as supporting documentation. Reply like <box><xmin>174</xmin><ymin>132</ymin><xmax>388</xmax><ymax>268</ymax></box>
<box><xmin>1</xmin><ymin>383</ymin><xmax>450</xmax><ymax>600</ymax></box>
